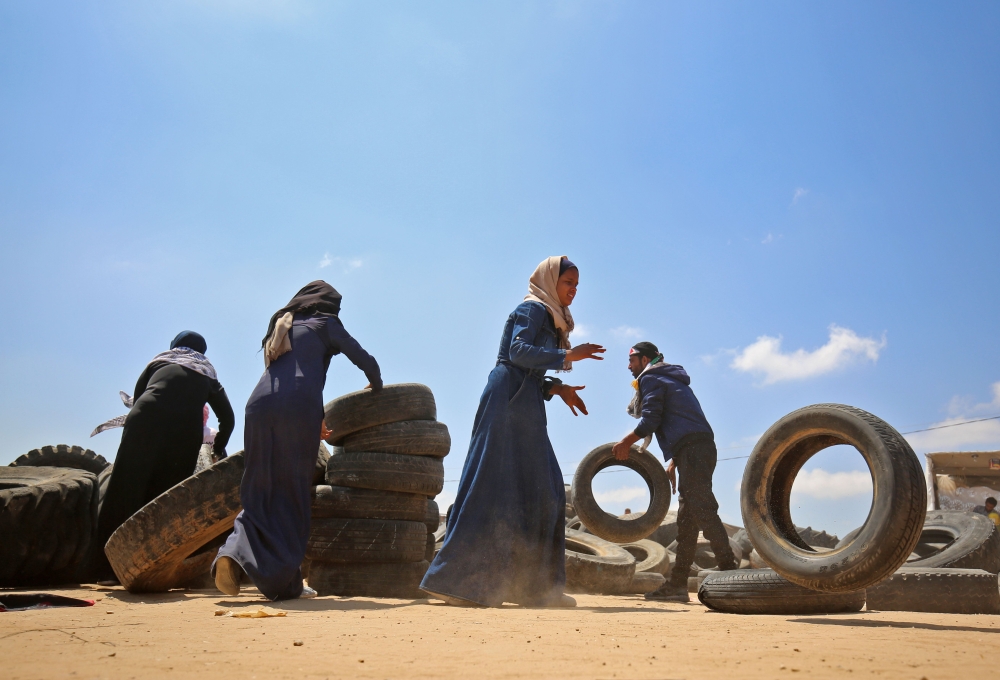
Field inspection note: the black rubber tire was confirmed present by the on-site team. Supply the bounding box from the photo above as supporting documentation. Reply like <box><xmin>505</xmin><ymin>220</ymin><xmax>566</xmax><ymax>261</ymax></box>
<box><xmin>311</xmin><ymin>485</ymin><xmax>428</xmax><ymax>522</ymax></box>
<box><xmin>104</xmin><ymin>452</ymin><xmax>245</xmax><ymax>592</ymax></box>
<box><xmin>308</xmin><ymin>560</ymin><xmax>429</xmax><ymax>598</ymax></box>
<box><xmin>323</xmin><ymin>384</ymin><xmax>436</xmax><ymax>445</ymax></box>
<box><xmin>571</xmin><ymin>443</ymin><xmax>671</xmax><ymax>544</ymax></box>
<box><xmin>866</xmin><ymin>567</ymin><xmax>1000</xmax><ymax>614</ymax></box>
<box><xmin>624</xmin><ymin>571</ymin><xmax>666</xmax><ymax>594</ymax></box>
<box><xmin>620</xmin><ymin>539</ymin><xmax>671</xmax><ymax>575</ymax></box>
<box><xmin>11</xmin><ymin>445</ymin><xmax>110</xmax><ymax>475</ymax></box>
<box><xmin>564</xmin><ymin>529</ymin><xmax>636</xmax><ymax>594</ymax></box>
<box><xmin>0</xmin><ymin>467</ymin><xmax>99</xmax><ymax>586</ymax></box>
<box><xmin>313</xmin><ymin>442</ymin><xmax>331</xmax><ymax>486</ymax></box>
<box><xmin>341</xmin><ymin>420</ymin><xmax>451</xmax><ymax>458</ymax></box>
<box><xmin>741</xmin><ymin>403</ymin><xmax>925</xmax><ymax>592</ymax></box>
<box><xmin>667</xmin><ymin>534</ymin><xmax>742</xmax><ymax>569</ymax></box>
<box><xmin>698</xmin><ymin>569</ymin><xmax>866</xmax><ymax>615</ymax></box>
<box><xmin>306</xmin><ymin>518</ymin><xmax>427</xmax><ymax>563</ymax></box>
<box><xmin>424</xmin><ymin>532</ymin><xmax>436</xmax><ymax>562</ymax></box>
<box><xmin>904</xmin><ymin>511</ymin><xmax>1000</xmax><ymax>573</ymax></box>
<box><xmin>325</xmin><ymin>451</ymin><xmax>444</xmax><ymax>496</ymax></box>
<box><xmin>425</xmin><ymin>499</ymin><xmax>440</xmax><ymax>532</ymax></box>
<box><xmin>646</xmin><ymin>514</ymin><xmax>679</xmax><ymax>547</ymax></box>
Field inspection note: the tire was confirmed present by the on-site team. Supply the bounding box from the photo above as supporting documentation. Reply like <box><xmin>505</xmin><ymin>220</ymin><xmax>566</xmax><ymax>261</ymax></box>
<box><xmin>313</xmin><ymin>442</ymin><xmax>331</xmax><ymax>486</ymax></box>
<box><xmin>619</xmin><ymin>539</ymin><xmax>671</xmax><ymax>575</ymax></box>
<box><xmin>11</xmin><ymin>445</ymin><xmax>110</xmax><ymax>476</ymax></box>
<box><xmin>741</xmin><ymin>404</ymin><xmax>925</xmax><ymax>592</ymax></box>
<box><xmin>306</xmin><ymin>518</ymin><xmax>427</xmax><ymax>563</ymax></box>
<box><xmin>308</xmin><ymin>560</ymin><xmax>429</xmax><ymax>598</ymax></box>
<box><xmin>0</xmin><ymin>467</ymin><xmax>99</xmax><ymax>586</ymax></box>
<box><xmin>624</xmin><ymin>571</ymin><xmax>665</xmax><ymax>594</ymax></box>
<box><xmin>698</xmin><ymin>569</ymin><xmax>866</xmax><ymax>615</ymax></box>
<box><xmin>311</xmin><ymin>485</ymin><xmax>428</xmax><ymax>522</ymax></box>
<box><xmin>866</xmin><ymin>567</ymin><xmax>1000</xmax><ymax>614</ymax></box>
<box><xmin>904</xmin><ymin>512</ymin><xmax>1000</xmax><ymax>573</ymax></box>
<box><xmin>564</xmin><ymin>529</ymin><xmax>636</xmax><ymax>594</ymax></box>
<box><xmin>341</xmin><ymin>420</ymin><xmax>451</xmax><ymax>458</ymax></box>
<box><xmin>326</xmin><ymin>451</ymin><xmax>444</xmax><ymax>496</ymax></box>
<box><xmin>425</xmin><ymin>499</ymin><xmax>440</xmax><ymax>533</ymax></box>
<box><xmin>667</xmin><ymin>534</ymin><xmax>742</xmax><ymax>569</ymax></box>
<box><xmin>104</xmin><ymin>452</ymin><xmax>245</xmax><ymax>593</ymax></box>
<box><xmin>646</xmin><ymin>513</ymin><xmax>679</xmax><ymax>547</ymax></box>
<box><xmin>571</xmin><ymin>443</ymin><xmax>671</xmax><ymax>543</ymax></box>
<box><xmin>323</xmin><ymin>384</ymin><xmax>436</xmax><ymax>445</ymax></box>
<box><xmin>424</xmin><ymin>533</ymin><xmax>436</xmax><ymax>562</ymax></box>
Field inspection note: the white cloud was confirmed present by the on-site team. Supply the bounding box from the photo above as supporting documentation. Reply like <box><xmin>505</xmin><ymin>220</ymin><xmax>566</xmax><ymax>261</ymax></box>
<box><xmin>319</xmin><ymin>253</ymin><xmax>332</xmax><ymax>268</ymax></box>
<box><xmin>611</xmin><ymin>325</ymin><xmax>644</xmax><ymax>341</ymax></box>
<box><xmin>571</xmin><ymin>323</ymin><xmax>591</xmax><ymax>342</ymax></box>
<box><xmin>792</xmin><ymin>187</ymin><xmax>809</xmax><ymax>205</ymax></box>
<box><xmin>906</xmin><ymin>381</ymin><xmax>1000</xmax><ymax>452</ymax></box>
<box><xmin>319</xmin><ymin>254</ymin><xmax>364</xmax><ymax>272</ymax></box>
<box><xmin>731</xmin><ymin>325</ymin><xmax>886</xmax><ymax>384</ymax></box>
<box><xmin>762</xmin><ymin>232</ymin><xmax>775</xmax><ymax>244</ymax></box>
<box><xmin>791</xmin><ymin>468</ymin><xmax>872</xmax><ymax>500</ymax></box>
<box><xmin>594</xmin><ymin>486</ymin><xmax>648</xmax><ymax>505</ymax></box>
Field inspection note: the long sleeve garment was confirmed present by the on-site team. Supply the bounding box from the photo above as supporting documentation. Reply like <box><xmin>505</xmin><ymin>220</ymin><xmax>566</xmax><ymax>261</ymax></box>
<box><xmin>632</xmin><ymin>363</ymin><xmax>713</xmax><ymax>461</ymax></box>
<box><xmin>96</xmin><ymin>362</ymin><xmax>235</xmax><ymax>579</ymax></box>
<box><xmin>420</xmin><ymin>301</ymin><xmax>568</xmax><ymax>607</ymax></box>
<box><xmin>215</xmin><ymin>312</ymin><xmax>381</xmax><ymax>601</ymax></box>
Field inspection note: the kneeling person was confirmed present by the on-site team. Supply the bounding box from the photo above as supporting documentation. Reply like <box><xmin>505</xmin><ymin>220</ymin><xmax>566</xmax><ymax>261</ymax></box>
<box><xmin>611</xmin><ymin>341</ymin><xmax>736</xmax><ymax>602</ymax></box>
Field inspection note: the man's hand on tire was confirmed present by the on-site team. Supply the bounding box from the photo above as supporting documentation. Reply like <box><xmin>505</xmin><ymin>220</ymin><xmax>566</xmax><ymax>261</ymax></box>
<box><xmin>612</xmin><ymin>432</ymin><xmax>641</xmax><ymax>460</ymax></box>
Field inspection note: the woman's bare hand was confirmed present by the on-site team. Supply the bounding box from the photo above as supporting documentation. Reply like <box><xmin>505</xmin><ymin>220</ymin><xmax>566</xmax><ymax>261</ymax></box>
<box><xmin>558</xmin><ymin>385</ymin><xmax>589</xmax><ymax>416</ymax></box>
<box><xmin>566</xmin><ymin>343</ymin><xmax>606</xmax><ymax>362</ymax></box>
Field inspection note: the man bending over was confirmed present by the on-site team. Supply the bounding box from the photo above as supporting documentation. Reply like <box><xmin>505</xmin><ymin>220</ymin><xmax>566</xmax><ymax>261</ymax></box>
<box><xmin>612</xmin><ymin>341</ymin><xmax>736</xmax><ymax>602</ymax></box>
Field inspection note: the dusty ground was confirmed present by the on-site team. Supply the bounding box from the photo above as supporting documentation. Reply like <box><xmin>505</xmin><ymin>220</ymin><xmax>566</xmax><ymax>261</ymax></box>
<box><xmin>2</xmin><ymin>584</ymin><xmax>997</xmax><ymax>679</ymax></box>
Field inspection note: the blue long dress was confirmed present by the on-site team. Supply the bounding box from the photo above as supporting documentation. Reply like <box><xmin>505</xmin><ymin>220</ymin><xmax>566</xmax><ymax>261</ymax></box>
<box><xmin>215</xmin><ymin>312</ymin><xmax>381</xmax><ymax>601</ymax></box>
<box><xmin>421</xmin><ymin>301</ymin><xmax>567</xmax><ymax>607</ymax></box>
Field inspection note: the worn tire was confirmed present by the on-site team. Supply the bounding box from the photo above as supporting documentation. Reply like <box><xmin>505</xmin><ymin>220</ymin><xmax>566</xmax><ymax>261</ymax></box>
<box><xmin>564</xmin><ymin>529</ymin><xmax>636</xmax><ymax>594</ymax></box>
<box><xmin>905</xmin><ymin>511</ymin><xmax>1000</xmax><ymax>573</ymax></box>
<box><xmin>865</xmin><ymin>567</ymin><xmax>1000</xmax><ymax>614</ymax></box>
<box><xmin>698</xmin><ymin>569</ymin><xmax>866</xmax><ymax>615</ymax></box>
<box><xmin>311</xmin><ymin>485</ymin><xmax>428</xmax><ymax>522</ymax></box>
<box><xmin>741</xmin><ymin>404</ymin><xmax>925</xmax><ymax>592</ymax></box>
<box><xmin>620</xmin><ymin>539</ymin><xmax>671</xmax><ymax>575</ymax></box>
<box><xmin>624</xmin><ymin>571</ymin><xmax>666</xmax><ymax>594</ymax></box>
<box><xmin>323</xmin><ymin>384</ymin><xmax>436</xmax><ymax>445</ymax></box>
<box><xmin>341</xmin><ymin>420</ymin><xmax>451</xmax><ymax>458</ymax></box>
<box><xmin>11</xmin><ymin>445</ymin><xmax>110</xmax><ymax>475</ymax></box>
<box><xmin>571</xmin><ymin>443</ymin><xmax>671</xmax><ymax>544</ymax></box>
<box><xmin>306</xmin><ymin>518</ymin><xmax>427</xmax><ymax>563</ymax></box>
<box><xmin>326</xmin><ymin>450</ymin><xmax>444</xmax><ymax>496</ymax></box>
<box><xmin>104</xmin><ymin>452</ymin><xmax>245</xmax><ymax>593</ymax></box>
<box><xmin>308</xmin><ymin>560</ymin><xmax>429</xmax><ymax>598</ymax></box>
<box><xmin>0</xmin><ymin>467</ymin><xmax>99</xmax><ymax>586</ymax></box>
<box><xmin>646</xmin><ymin>513</ymin><xmax>679</xmax><ymax>547</ymax></box>
<box><xmin>313</xmin><ymin>442</ymin><xmax>331</xmax><ymax>486</ymax></box>
<box><xmin>424</xmin><ymin>499</ymin><xmax>440</xmax><ymax>532</ymax></box>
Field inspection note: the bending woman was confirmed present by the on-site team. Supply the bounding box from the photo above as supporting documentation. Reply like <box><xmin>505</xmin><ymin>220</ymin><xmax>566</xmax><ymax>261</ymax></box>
<box><xmin>421</xmin><ymin>256</ymin><xmax>604</xmax><ymax>607</ymax></box>
<box><xmin>214</xmin><ymin>281</ymin><xmax>382</xmax><ymax>600</ymax></box>
<box><xmin>97</xmin><ymin>331</ymin><xmax>235</xmax><ymax>579</ymax></box>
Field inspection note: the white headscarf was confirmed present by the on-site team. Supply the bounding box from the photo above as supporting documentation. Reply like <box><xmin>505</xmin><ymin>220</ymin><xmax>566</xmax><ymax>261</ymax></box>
<box><xmin>523</xmin><ymin>255</ymin><xmax>575</xmax><ymax>351</ymax></box>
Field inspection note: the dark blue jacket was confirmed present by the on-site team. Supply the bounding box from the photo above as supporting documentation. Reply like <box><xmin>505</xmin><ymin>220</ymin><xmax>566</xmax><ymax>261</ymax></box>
<box><xmin>632</xmin><ymin>363</ymin><xmax>713</xmax><ymax>461</ymax></box>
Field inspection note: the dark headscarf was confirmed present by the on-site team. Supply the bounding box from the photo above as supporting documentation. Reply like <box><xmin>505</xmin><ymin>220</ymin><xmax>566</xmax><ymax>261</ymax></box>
<box><xmin>559</xmin><ymin>257</ymin><xmax>577</xmax><ymax>276</ymax></box>
<box><xmin>261</xmin><ymin>280</ymin><xmax>342</xmax><ymax>348</ymax></box>
<box><xmin>170</xmin><ymin>330</ymin><xmax>207</xmax><ymax>354</ymax></box>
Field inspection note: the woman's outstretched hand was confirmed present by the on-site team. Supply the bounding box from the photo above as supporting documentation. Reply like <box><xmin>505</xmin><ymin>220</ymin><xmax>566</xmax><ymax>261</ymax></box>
<box><xmin>554</xmin><ymin>384</ymin><xmax>589</xmax><ymax>416</ymax></box>
<box><xmin>566</xmin><ymin>343</ymin><xmax>606</xmax><ymax>362</ymax></box>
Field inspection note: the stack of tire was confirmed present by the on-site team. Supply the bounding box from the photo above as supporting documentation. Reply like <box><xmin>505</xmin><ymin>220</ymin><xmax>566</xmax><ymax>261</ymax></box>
<box><xmin>1</xmin><ymin>446</ymin><xmax>113</xmax><ymax>586</ymax></box>
<box><xmin>306</xmin><ymin>384</ymin><xmax>448</xmax><ymax>598</ymax></box>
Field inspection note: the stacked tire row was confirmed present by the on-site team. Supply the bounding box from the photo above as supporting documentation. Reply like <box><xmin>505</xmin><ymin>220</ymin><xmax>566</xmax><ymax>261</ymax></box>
<box><xmin>307</xmin><ymin>384</ymin><xmax>447</xmax><ymax>598</ymax></box>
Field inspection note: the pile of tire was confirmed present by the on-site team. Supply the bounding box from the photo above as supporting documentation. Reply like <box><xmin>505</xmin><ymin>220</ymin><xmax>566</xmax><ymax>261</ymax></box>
<box><xmin>307</xmin><ymin>384</ymin><xmax>447</xmax><ymax>598</ymax></box>
<box><xmin>1</xmin><ymin>446</ymin><xmax>113</xmax><ymax>586</ymax></box>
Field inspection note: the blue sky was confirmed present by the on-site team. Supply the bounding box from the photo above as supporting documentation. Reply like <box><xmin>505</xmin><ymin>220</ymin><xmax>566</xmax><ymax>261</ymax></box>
<box><xmin>2</xmin><ymin>1</ymin><xmax>999</xmax><ymax>537</ymax></box>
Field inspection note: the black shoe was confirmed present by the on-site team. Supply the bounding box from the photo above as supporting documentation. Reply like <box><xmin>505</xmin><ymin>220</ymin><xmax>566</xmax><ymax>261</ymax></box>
<box><xmin>644</xmin><ymin>583</ymin><xmax>690</xmax><ymax>602</ymax></box>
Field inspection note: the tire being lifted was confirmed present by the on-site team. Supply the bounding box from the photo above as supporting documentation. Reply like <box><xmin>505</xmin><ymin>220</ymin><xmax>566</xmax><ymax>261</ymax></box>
<box><xmin>323</xmin><ymin>384</ymin><xmax>437</xmax><ymax>445</ymax></box>
<box><xmin>741</xmin><ymin>403</ymin><xmax>925</xmax><ymax>593</ymax></box>
<box><xmin>698</xmin><ymin>569</ymin><xmax>866</xmax><ymax>615</ymax></box>
<box><xmin>104</xmin><ymin>452</ymin><xmax>245</xmax><ymax>593</ymax></box>
<box><xmin>571</xmin><ymin>443</ymin><xmax>671</xmax><ymax>544</ymax></box>
<box><xmin>11</xmin><ymin>445</ymin><xmax>110</xmax><ymax>476</ymax></box>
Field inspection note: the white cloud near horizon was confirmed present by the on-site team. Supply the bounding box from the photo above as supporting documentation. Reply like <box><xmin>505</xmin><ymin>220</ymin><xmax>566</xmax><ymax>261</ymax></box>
<box><xmin>610</xmin><ymin>325</ymin><xmax>644</xmax><ymax>341</ymax></box>
<box><xmin>594</xmin><ymin>485</ymin><xmax>648</xmax><ymax>505</ymax></box>
<box><xmin>731</xmin><ymin>325</ymin><xmax>886</xmax><ymax>384</ymax></box>
<box><xmin>791</xmin><ymin>468</ymin><xmax>872</xmax><ymax>500</ymax></box>
<box><xmin>906</xmin><ymin>381</ymin><xmax>1000</xmax><ymax>452</ymax></box>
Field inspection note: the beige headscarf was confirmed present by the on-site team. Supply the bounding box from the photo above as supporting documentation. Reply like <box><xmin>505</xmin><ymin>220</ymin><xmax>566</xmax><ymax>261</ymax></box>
<box><xmin>524</xmin><ymin>255</ymin><xmax>575</xmax><ymax>351</ymax></box>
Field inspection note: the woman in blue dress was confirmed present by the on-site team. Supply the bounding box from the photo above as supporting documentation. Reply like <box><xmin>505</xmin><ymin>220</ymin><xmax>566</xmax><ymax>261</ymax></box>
<box><xmin>214</xmin><ymin>281</ymin><xmax>382</xmax><ymax>600</ymax></box>
<box><xmin>421</xmin><ymin>256</ymin><xmax>605</xmax><ymax>607</ymax></box>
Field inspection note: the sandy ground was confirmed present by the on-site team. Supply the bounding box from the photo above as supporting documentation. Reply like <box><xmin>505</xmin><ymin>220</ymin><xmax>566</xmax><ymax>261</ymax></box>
<box><xmin>2</xmin><ymin>584</ymin><xmax>997</xmax><ymax>679</ymax></box>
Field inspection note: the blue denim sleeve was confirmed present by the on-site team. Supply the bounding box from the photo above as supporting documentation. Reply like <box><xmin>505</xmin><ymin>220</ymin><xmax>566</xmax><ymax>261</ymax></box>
<box><xmin>326</xmin><ymin>317</ymin><xmax>383</xmax><ymax>389</ymax></box>
<box><xmin>508</xmin><ymin>303</ymin><xmax>567</xmax><ymax>371</ymax></box>
<box><xmin>633</xmin><ymin>375</ymin><xmax>665</xmax><ymax>438</ymax></box>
